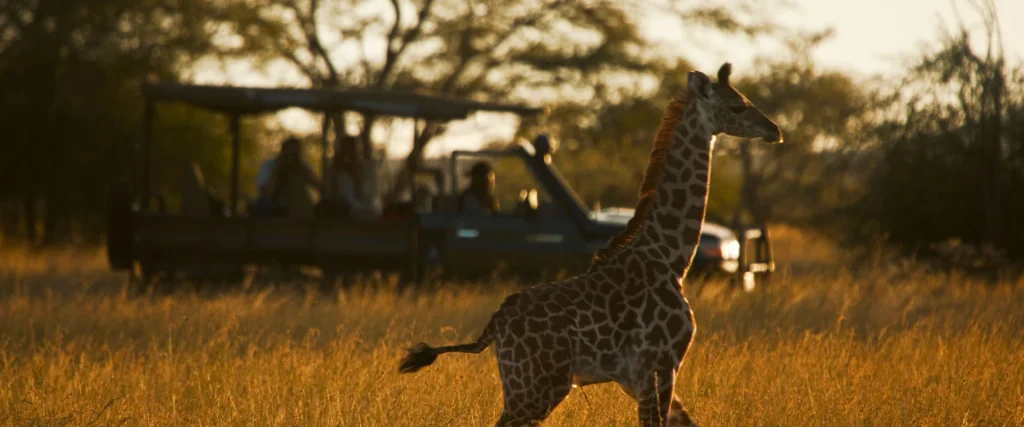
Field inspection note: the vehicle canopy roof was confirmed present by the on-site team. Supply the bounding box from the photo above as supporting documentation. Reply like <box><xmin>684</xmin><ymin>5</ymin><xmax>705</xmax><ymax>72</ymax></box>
<box><xmin>140</xmin><ymin>82</ymin><xmax>546</xmax><ymax>120</ymax></box>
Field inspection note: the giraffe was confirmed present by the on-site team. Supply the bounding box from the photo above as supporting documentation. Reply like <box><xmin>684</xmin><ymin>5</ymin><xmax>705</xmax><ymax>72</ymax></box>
<box><xmin>398</xmin><ymin>63</ymin><xmax>783</xmax><ymax>427</ymax></box>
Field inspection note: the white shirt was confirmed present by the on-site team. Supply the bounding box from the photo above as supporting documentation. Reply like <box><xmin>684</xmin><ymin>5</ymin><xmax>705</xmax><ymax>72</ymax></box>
<box><xmin>327</xmin><ymin>168</ymin><xmax>382</xmax><ymax>220</ymax></box>
<box><xmin>255</xmin><ymin>159</ymin><xmax>276</xmax><ymax>190</ymax></box>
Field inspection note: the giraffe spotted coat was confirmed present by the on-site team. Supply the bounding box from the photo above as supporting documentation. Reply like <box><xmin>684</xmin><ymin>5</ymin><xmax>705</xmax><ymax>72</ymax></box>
<box><xmin>399</xmin><ymin>63</ymin><xmax>783</xmax><ymax>427</ymax></box>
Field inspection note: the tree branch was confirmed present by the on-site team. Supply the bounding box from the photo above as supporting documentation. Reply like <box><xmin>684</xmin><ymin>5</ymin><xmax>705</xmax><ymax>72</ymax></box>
<box><xmin>308</xmin><ymin>3</ymin><xmax>340</xmax><ymax>85</ymax></box>
<box><xmin>376</xmin><ymin>0</ymin><xmax>436</xmax><ymax>88</ymax></box>
<box><xmin>281</xmin><ymin>0</ymin><xmax>337</xmax><ymax>85</ymax></box>
<box><xmin>273</xmin><ymin>40</ymin><xmax>319</xmax><ymax>82</ymax></box>
<box><xmin>374</xmin><ymin>0</ymin><xmax>403</xmax><ymax>87</ymax></box>
<box><xmin>386</xmin><ymin>0</ymin><xmax>402</xmax><ymax>55</ymax></box>
<box><xmin>356</xmin><ymin>34</ymin><xmax>374</xmax><ymax>85</ymax></box>
<box><xmin>488</xmin><ymin>1</ymin><xmax>562</xmax><ymax>55</ymax></box>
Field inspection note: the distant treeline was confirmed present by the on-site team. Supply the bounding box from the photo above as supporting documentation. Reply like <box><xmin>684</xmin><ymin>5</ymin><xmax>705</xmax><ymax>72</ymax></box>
<box><xmin>546</xmin><ymin>25</ymin><xmax>1024</xmax><ymax>260</ymax></box>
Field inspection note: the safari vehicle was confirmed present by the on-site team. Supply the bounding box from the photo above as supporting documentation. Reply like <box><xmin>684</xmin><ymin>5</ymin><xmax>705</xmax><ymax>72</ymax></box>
<box><xmin>106</xmin><ymin>82</ymin><xmax>774</xmax><ymax>289</ymax></box>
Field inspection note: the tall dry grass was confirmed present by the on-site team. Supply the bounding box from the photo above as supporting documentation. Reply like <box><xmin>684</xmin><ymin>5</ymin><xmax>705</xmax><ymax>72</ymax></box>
<box><xmin>0</xmin><ymin>234</ymin><xmax>1022</xmax><ymax>426</ymax></box>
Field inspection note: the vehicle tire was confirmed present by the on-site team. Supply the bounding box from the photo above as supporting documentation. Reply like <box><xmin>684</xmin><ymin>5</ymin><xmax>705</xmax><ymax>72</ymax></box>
<box><xmin>106</xmin><ymin>184</ymin><xmax>135</xmax><ymax>270</ymax></box>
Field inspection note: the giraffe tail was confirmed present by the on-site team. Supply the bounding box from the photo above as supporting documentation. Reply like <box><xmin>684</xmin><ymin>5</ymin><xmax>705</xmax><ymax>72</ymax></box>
<box><xmin>398</xmin><ymin>314</ymin><xmax>497</xmax><ymax>374</ymax></box>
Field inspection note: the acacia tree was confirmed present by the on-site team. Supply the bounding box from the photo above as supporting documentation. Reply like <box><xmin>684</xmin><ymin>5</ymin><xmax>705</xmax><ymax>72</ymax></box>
<box><xmin>221</xmin><ymin>0</ymin><xmax>781</xmax><ymax>190</ymax></box>
<box><xmin>229</xmin><ymin>0</ymin><xmax>656</xmax><ymax>177</ymax></box>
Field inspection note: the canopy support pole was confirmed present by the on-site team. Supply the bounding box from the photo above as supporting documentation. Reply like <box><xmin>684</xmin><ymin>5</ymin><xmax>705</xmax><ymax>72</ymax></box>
<box><xmin>230</xmin><ymin>114</ymin><xmax>241</xmax><ymax>216</ymax></box>
<box><xmin>321</xmin><ymin>112</ymin><xmax>331</xmax><ymax>196</ymax></box>
<box><xmin>411</xmin><ymin>117</ymin><xmax>421</xmax><ymax>195</ymax></box>
<box><xmin>142</xmin><ymin>101</ymin><xmax>154</xmax><ymax>211</ymax></box>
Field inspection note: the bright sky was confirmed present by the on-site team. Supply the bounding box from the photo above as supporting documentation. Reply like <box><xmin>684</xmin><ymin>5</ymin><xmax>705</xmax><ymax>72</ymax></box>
<box><xmin>716</xmin><ymin>0</ymin><xmax>1024</xmax><ymax>78</ymax></box>
<box><xmin>196</xmin><ymin>0</ymin><xmax>1024</xmax><ymax>158</ymax></box>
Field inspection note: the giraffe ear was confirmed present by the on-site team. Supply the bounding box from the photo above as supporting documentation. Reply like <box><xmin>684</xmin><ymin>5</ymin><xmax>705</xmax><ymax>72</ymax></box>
<box><xmin>687</xmin><ymin>71</ymin><xmax>712</xmax><ymax>100</ymax></box>
<box><xmin>717</xmin><ymin>62</ymin><xmax>732</xmax><ymax>85</ymax></box>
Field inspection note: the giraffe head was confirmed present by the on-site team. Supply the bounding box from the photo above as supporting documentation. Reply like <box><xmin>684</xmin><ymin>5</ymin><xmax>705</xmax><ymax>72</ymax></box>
<box><xmin>687</xmin><ymin>63</ymin><xmax>783</xmax><ymax>144</ymax></box>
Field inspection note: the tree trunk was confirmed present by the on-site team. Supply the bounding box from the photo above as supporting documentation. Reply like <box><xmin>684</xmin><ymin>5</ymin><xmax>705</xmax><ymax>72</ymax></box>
<box><xmin>738</xmin><ymin>142</ymin><xmax>767</xmax><ymax>225</ymax></box>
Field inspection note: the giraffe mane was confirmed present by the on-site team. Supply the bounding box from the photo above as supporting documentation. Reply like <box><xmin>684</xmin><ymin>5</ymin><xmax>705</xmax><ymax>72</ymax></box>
<box><xmin>589</xmin><ymin>91</ymin><xmax>689</xmax><ymax>269</ymax></box>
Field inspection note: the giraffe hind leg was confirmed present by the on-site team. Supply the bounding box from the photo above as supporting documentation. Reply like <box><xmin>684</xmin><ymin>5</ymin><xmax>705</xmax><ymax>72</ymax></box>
<box><xmin>493</xmin><ymin>351</ymin><xmax>574</xmax><ymax>426</ymax></box>
<box><xmin>493</xmin><ymin>383</ymin><xmax>572</xmax><ymax>427</ymax></box>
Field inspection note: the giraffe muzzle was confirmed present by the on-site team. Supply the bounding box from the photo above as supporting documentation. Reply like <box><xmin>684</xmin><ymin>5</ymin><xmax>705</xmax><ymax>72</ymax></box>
<box><xmin>764</xmin><ymin>126</ymin><xmax>783</xmax><ymax>144</ymax></box>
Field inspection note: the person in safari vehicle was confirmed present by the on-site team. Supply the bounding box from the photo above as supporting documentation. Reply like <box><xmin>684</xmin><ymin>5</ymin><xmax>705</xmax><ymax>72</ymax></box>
<box><xmin>457</xmin><ymin>161</ymin><xmax>501</xmax><ymax>215</ymax></box>
<box><xmin>253</xmin><ymin>137</ymin><xmax>321</xmax><ymax>217</ymax></box>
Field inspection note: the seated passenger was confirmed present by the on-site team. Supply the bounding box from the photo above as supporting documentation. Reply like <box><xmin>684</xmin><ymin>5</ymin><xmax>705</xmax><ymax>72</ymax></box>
<box><xmin>253</xmin><ymin>137</ymin><xmax>320</xmax><ymax>218</ymax></box>
<box><xmin>457</xmin><ymin>161</ymin><xmax>500</xmax><ymax>215</ymax></box>
<box><xmin>323</xmin><ymin>147</ymin><xmax>380</xmax><ymax>220</ymax></box>
<box><xmin>412</xmin><ymin>184</ymin><xmax>435</xmax><ymax>214</ymax></box>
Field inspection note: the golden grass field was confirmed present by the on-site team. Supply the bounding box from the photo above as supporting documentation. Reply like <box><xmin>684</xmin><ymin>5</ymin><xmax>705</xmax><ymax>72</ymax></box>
<box><xmin>1</xmin><ymin>226</ymin><xmax>1022</xmax><ymax>426</ymax></box>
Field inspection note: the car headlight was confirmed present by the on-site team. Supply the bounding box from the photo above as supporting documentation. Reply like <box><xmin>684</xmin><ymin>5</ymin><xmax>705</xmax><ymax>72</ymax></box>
<box><xmin>702</xmin><ymin>240</ymin><xmax>740</xmax><ymax>260</ymax></box>
<box><xmin>721</xmin><ymin>240</ymin><xmax>740</xmax><ymax>260</ymax></box>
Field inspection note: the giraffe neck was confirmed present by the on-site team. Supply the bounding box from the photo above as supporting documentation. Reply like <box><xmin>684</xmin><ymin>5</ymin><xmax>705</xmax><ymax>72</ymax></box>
<box><xmin>638</xmin><ymin>98</ymin><xmax>715</xmax><ymax>276</ymax></box>
<box><xmin>587</xmin><ymin>93</ymin><xmax>715</xmax><ymax>281</ymax></box>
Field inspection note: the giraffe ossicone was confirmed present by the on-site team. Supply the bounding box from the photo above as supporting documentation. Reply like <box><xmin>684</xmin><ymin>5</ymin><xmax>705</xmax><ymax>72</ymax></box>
<box><xmin>399</xmin><ymin>62</ymin><xmax>783</xmax><ymax>427</ymax></box>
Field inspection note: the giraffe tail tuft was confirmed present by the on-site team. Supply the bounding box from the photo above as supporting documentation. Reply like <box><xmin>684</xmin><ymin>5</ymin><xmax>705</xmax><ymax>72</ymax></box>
<box><xmin>399</xmin><ymin>315</ymin><xmax>498</xmax><ymax>374</ymax></box>
<box><xmin>398</xmin><ymin>343</ymin><xmax>439</xmax><ymax>373</ymax></box>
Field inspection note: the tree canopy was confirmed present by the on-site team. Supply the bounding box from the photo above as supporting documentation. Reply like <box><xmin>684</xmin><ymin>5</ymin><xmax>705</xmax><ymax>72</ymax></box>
<box><xmin>0</xmin><ymin>0</ymin><xmax>273</xmax><ymax>244</ymax></box>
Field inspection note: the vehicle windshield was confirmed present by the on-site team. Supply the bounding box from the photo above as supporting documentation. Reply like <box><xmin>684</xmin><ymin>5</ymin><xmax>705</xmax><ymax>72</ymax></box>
<box><xmin>454</xmin><ymin>154</ymin><xmax>556</xmax><ymax>217</ymax></box>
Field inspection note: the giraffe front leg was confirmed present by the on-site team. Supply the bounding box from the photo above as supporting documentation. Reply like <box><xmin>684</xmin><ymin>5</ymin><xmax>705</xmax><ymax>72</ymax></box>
<box><xmin>667</xmin><ymin>394</ymin><xmax>697</xmax><ymax>427</ymax></box>
<box><xmin>636</xmin><ymin>369</ymin><xmax>695</xmax><ymax>427</ymax></box>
